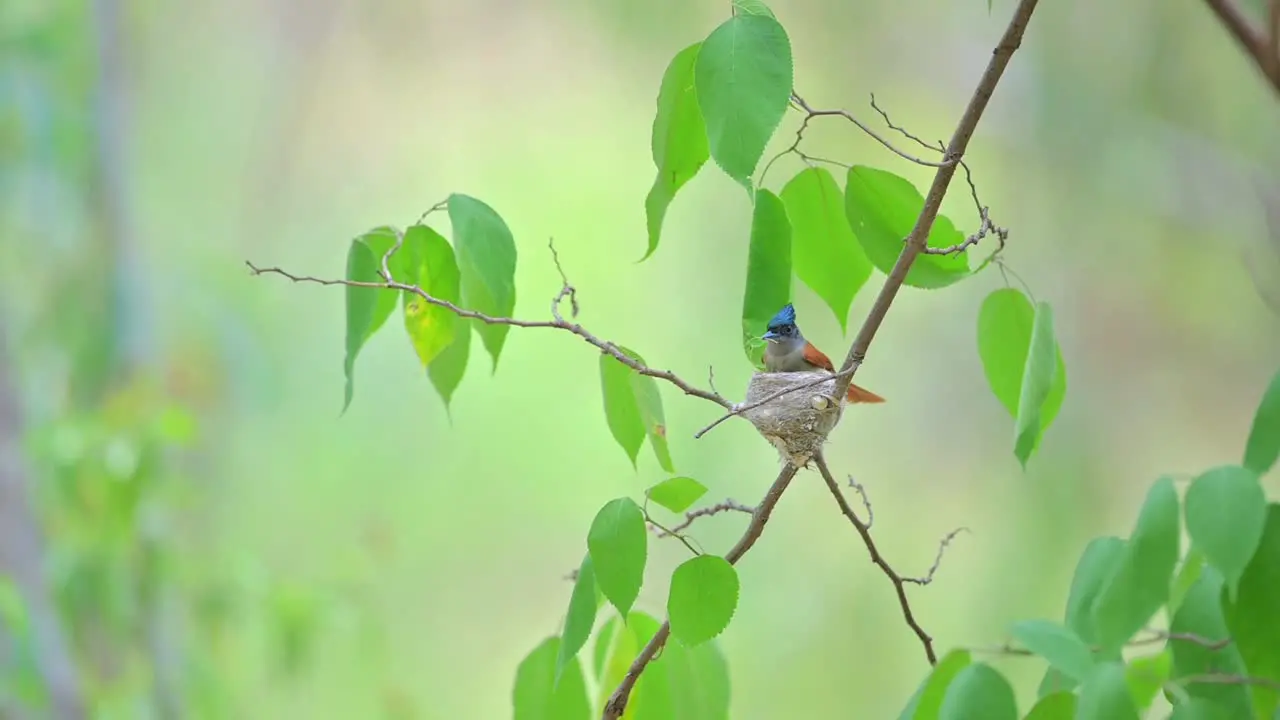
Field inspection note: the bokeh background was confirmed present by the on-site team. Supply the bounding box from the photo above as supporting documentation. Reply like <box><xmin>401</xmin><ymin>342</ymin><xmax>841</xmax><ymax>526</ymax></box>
<box><xmin>3</xmin><ymin>0</ymin><xmax>1280</xmax><ymax>717</ymax></box>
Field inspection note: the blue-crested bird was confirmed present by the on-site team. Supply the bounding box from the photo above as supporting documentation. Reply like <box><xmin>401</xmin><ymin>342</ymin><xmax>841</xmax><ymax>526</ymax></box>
<box><xmin>761</xmin><ymin>303</ymin><xmax>885</xmax><ymax>404</ymax></box>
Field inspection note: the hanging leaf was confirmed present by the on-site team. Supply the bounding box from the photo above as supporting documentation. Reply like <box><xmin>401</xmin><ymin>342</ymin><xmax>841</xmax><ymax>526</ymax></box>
<box><xmin>780</xmin><ymin>167</ymin><xmax>872</xmax><ymax>332</ymax></box>
<box><xmin>342</xmin><ymin>227</ymin><xmax>400</xmax><ymax>412</ymax></box>
<box><xmin>587</xmin><ymin>498</ymin><xmax>648</xmax><ymax>619</ymax></box>
<box><xmin>741</xmin><ymin>189</ymin><xmax>791</xmax><ymax>366</ymax></box>
<box><xmin>695</xmin><ymin>14</ymin><xmax>793</xmax><ymax>187</ymax></box>
<box><xmin>448</xmin><ymin>193</ymin><xmax>517</xmax><ymax>370</ymax></box>
<box><xmin>644</xmin><ymin>42</ymin><xmax>709</xmax><ymax>260</ymax></box>
<box><xmin>398</xmin><ymin>224</ymin><xmax>461</xmax><ymax>369</ymax></box>
<box><xmin>667</xmin><ymin>555</ymin><xmax>739</xmax><ymax>646</ymax></box>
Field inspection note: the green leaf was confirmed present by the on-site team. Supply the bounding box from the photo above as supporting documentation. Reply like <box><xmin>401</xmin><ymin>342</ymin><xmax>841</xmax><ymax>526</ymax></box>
<box><xmin>780</xmin><ymin>167</ymin><xmax>872</xmax><ymax>332</ymax></box>
<box><xmin>1223</xmin><ymin>503</ymin><xmax>1280</xmax><ymax>718</ymax></box>
<box><xmin>1063</xmin><ymin>536</ymin><xmax>1127</xmax><ymax>645</ymax></box>
<box><xmin>694</xmin><ymin>13</ymin><xmax>793</xmax><ymax>187</ymax></box>
<box><xmin>976</xmin><ymin>288</ymin><xmax>1067</xmax><ymax>465</ymax></box>
<box><xmin>938</xmin><ymin>662</ymin><xmax>1018</xmax><ymax>720</ymax></box>
<box><xmin>1125</xmin><ymin>650</ymin><xmax>1171</xmax><ymax>710</ymax></box>
<box><xmin>600</xmin><ymin>354</ymin><xmax>646</xmax><ymax>468</ymax></box>
<box><xmin>447</xmin><ymin>193</ymin><xmax>517</xmax><ymax>370</ymax></box>
<box><xmin>667</xmin><ymin>555</ymin><xmax>739</xmax><ymax>646</ymax></box>
<box><xmin>557</xmin><ymin>554</ymin><xmax>599</xmax><ymax>683</ymax></box>
<box><xmin>646</xmin><ymin>477</ymin><xmax>708</xmax><ymax>514</ymax></box>
<box><xmin>1075</xmin><ymin>662</ymin><xmax>1139</xmax><ymax>720</ymax></box>
<box><xmin>741</xmin><ymin>189</ymin><xmax>792</xmax><ymax>366</ymax></box>
<box><xmin>1012</xmin><ymin>302</ymin><xmax>1059</xmax><ymax>467</ymax></box>
<box><xmin>342</xmin><ymin>227</ymin><xmax>400</xmax><ymax>412</ymax></box>
<box><xmin>625</xmin><ymin>348</ymin><xmax>675</xmax><ymax>473</ymax></box>
<box><xmin>398</xmin><ymin>224</ymin><xmax>460</xmax><ymax>369</ymax></box>
<box><xmin>1184</xmin><ymin>465</ymin><xmax>1267</xmax><ymax>599</ymax></box>
<box><xmin>587</xmin><ymin>498</ymin><xmax>648</xmax><ymax>618</ymax></box>
<box><xmin>1024</xmin><ymin>692</ymin><xmax>1076</xmax><ymax>720</ymax></box>
<box><xmin>644</xmin><ymin>42</ymin><xmax>709</xmax><ymax>261</ymax></box>
<box><xmin>1010</xmin><ymin>619</ymin><xmax>1095</xmax><ymax>682</ymax></box>
<box><xmin>844</xmin><ymin>165</ymin><xmax>970</xmax><ymax>289</ymax></box>
<box><xmin>1090</xmin><ymin>477</ymin><xmax>1181</xmax><ymax>652</ymax></box>
<box><xmin>897</xmin><ymin>649</ymin><xmax>971</xmax><ymax>720</ymax></box>
<box><xmin>512</xmin><ymin>636</ymin><xmax>591</xmax><ymax>720</ymax></box>
<box><xmin>1243</xmin><ymin>367</ymin><xmax>1280</xmax><ymax>475</ymax></box>
<box><xmin>1169</xmin><ymin>566</ymin><xmax>1254</xmax><ymax>717</ymax></box>
<box><xmin>428</xmin><ymin>318</ymin><xmax>469</xmax><ymax>408</ymax></box>
<box><xmin>1171</xmin><ymin>548</ymin><xmax>1207</xmax><ymax>617</ymax></box>
<box><xmin>731</xmin><ymin>0</ymin><xmax>775</xmax><ymax>17</ymax></box>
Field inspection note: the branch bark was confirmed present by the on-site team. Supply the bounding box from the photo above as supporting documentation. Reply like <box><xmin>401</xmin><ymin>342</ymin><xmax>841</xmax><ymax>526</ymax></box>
<box><xmin>1202</xmin><ymin>0</ymin><xmax>1280</xmax><ymax>96</ymax></box>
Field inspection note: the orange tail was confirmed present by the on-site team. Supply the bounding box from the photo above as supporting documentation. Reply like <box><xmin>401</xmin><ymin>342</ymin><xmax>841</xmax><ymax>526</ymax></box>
<box><xmin>845</xmin><ymin>383</ymin><xmax>885</xmax><ymax>404</ymax></box>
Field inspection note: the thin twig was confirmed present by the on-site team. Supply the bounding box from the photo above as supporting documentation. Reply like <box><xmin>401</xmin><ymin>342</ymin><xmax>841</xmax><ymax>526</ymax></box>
<box><xmin>832</xmin><ymin>0</ymin><xmax>1042</xmax><ymax>405</ymax></box>
<box><xmin>847</xmin><ymin>476</ymin><xmax>874</xmax><ymax>528</ymax></box>
<box><xmin>903</xmin><ymin>527</ymin><xmax>969</xmax><ymax>586</ymax></box>
<box><xmin>969</xmin><ymin>630</ymin><xmax>1233</xmax><ymax>657</ymax></box>
<box><xmin>814</xmin><ymin>454</ymin><xmax>951</xmax><ymax>665</ymax></box>
<box><xmin>653</xmin><ymin>499</ymin><xmax>755</xmax><ymax>538</ymax></box>
<box><xmin>602</xmin><ymin>465</ymin><xmax>800</xmax><ymax>719</ymax></box>
<box><xmin>694</xmin><ymin>368</ymin><xmax>857</xmax><ymax>439</ymax></box>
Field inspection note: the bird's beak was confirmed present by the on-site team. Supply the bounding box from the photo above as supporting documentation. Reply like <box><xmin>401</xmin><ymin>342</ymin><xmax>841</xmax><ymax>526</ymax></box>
<box><xmin>761</xmin><ymin>330</ymin><xmax>779</xmax><ymax>342</ymax></box>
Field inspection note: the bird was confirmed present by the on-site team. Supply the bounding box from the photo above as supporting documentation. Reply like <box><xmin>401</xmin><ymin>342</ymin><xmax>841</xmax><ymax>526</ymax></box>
<box><xmin>760</xmin><ymin>303</ymin><xmax>885</xmax><ymax>404</ymax></box>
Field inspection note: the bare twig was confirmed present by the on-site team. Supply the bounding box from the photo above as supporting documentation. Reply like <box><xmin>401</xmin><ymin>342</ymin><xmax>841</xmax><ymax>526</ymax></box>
<box><xmin>1202</xmin><ymin>0</ymin><xmax>1280</xmax><ymax>95</ymax></box>
<box><xmin>759</xmin><ymin>93</ymin><xmax>952</xmax><ymax>186</ymax></box>
<box><xmin>903</xmin><ymin>527</ymin><xmax>969</xmax><ymax>586</ymax></box>
<box><xmin>547</xmin><ymin>237</ymin><xmax>579</xmax><ymax>321</ymax></box>
<box><xmin>921</xmin><ymin>206</ymin><xmax>1008</xmax><ymax>256</ymax></box>
<box><xmin>832</xmin><ymin>0</ymin><xmax>1042</xmax><ymax>405</ymax></box>
<box><xmin>847</xmin><ymin>476</ymin><xmax>874</xmax><ymax>528</ymax></box>
<box><xmin>814</xmin><ymin>454</ymin><xmax>954</xmax><ymax>664</ymax></box>
<box><xmin>246</xmin><ymin>245</ymin><xmax>731</xmax><ymax>410</ymax></box>
<box><xmin>652</xmin><ymin>499</ymin><xmax>755</xmax><ymax>538</ymax></box>
<box><xmin>970</xmin><ymin>630</ymin><xmax>1233</xmax><ymax>657</ymax></box>
<box><xmin>603</xmin><ymin>465</ymin><xmax>801</xmax><ymax>719</ymax></box>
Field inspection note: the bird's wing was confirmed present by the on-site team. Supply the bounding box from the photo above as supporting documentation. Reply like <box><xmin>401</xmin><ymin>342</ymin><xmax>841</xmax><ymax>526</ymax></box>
<box><xmin>801</xmin><ymin>342</ymin><xmax>835</xmax><ymax>371</ymax></box>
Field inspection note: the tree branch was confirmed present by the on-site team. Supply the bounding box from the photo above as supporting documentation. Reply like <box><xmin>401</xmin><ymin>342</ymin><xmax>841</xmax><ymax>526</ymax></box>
<box><xmin>814</xmin><ymin>454</ymin><xmax>963</xmax><ymax>665</ymax></box>
<box><xmin>832</xmin><ymin>0</ymin><xmax>1042</xmax><ymax>404</ymax></box>
<box><xmin>1202</xmin><ymin>0</ymin><xmax>1280</xmax><ymax>95</ymax></box>
<box><xmin>602</xmin><ymin>464</ymin><xmax>800</xmax><ymax>719</ymax></box>
<box><xmin>246</xmin><ymin>237</ymin><xmax>731</xmax><ymax>410</ymax></box>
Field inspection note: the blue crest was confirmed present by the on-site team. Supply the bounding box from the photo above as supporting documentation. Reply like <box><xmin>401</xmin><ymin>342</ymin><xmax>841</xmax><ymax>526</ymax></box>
<box><xmin>766</xmin><ymin>303</ymin><xmax>796</xmax><ymax>330</ymax></box>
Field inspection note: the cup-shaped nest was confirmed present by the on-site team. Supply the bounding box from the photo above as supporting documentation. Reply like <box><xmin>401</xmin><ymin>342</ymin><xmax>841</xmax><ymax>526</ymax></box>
<box><xmin>739</xmin><ymin>371</ymin><xmax>844</xmax><ymax>466</ymax></box>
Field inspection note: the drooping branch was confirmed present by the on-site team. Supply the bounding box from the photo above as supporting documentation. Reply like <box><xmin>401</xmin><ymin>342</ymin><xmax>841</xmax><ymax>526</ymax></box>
<box><xmin>813</xmin><ymin>453</ymin><xmax>965</xmax><ymax>665</ymax></box>
<box><xmin>246</xmin><ymin>236</ymin><xmax>731</xmax><ymax>411</ymax></box>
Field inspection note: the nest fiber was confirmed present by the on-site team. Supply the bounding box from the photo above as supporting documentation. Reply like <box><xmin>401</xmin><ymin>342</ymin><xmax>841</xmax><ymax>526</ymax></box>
<box><xmin>740</xmin><ymin>371</ymin><xmax>844</xmax><ymax>466</ymax></box>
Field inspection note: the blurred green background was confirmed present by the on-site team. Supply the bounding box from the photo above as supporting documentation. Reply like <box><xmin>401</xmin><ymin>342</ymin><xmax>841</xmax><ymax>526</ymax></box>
<box><xmin>3</xmin><ymin>0</ymin><xmax>1280</xmax><ymax>717</ymax></box>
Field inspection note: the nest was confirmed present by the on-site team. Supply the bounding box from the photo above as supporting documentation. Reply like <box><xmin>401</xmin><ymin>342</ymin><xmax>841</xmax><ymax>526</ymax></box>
<box><xmin>739</xmin><ymin>371</ymin><xmax>845</xmax><ymax>466</ymax></box>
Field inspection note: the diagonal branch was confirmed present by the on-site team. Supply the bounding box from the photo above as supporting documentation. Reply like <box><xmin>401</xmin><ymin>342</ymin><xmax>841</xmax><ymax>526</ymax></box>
<box><xmin>602</xmin><ymin>464</ymin><xmax>800</xmax><ymax>719</ymax></box>
<box><xmin>603</xmin><ymin>3</ymin><xmax>1042</xmax><ymax>715</ymax></box>
<box><xmin>1202</xmin><ymin>0</ymin><xmax>1280</xmax><ymax>95</ymax></box>
<box><xmin>832</xmin><ymin>0</ymin><xmax>1042</xmax><ymax>404</ymax></box>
